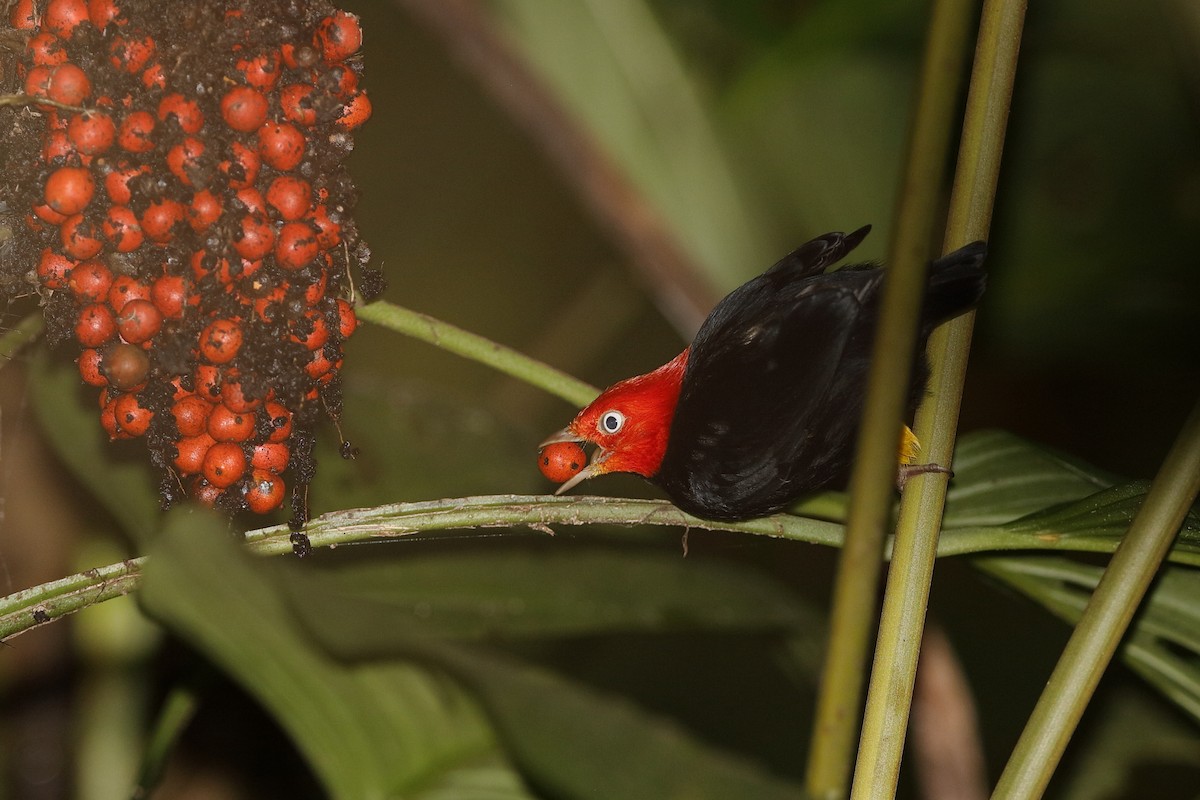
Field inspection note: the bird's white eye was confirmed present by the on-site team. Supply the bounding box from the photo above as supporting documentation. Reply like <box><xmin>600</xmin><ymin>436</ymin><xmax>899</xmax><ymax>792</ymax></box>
<box><xmin>598</xmin><ymin>410</ymin><xmax>625</xmax><ymax>435</ymax></box>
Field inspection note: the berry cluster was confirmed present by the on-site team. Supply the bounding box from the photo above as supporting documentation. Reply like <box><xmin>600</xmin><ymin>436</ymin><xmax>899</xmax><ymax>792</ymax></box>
<box><xmin>1</xmin><ymin>0</ymin><xmax>384</xmax><ymax>527</ymax></box>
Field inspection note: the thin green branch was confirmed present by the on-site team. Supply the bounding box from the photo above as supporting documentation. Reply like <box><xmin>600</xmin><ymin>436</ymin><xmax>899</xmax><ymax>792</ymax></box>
<box><xmin>992</xmin><ymin>398</ymin><xmax>1200</xmax><ymax>799</ymax></box>
<box><xmin>356</xmin><ymin>300</ymin><xmax>598</xmax><ymax>408</ymax></box>
<box><xmin>806</xmin><ymin>0</ymin><xmax>977</xmax><ymax>793</ymax></box>
<box><xmin>851</xmin><ymin>1</ymin><xmax>1028</xmax><ymax>798</ymax></box>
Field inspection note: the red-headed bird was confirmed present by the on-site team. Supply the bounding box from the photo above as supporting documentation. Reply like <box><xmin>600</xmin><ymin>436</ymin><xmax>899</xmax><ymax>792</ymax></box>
<box><xmin>540</xmin><ymin>226</ymin><xmax>986</xmax><ymax>521</ymax></box>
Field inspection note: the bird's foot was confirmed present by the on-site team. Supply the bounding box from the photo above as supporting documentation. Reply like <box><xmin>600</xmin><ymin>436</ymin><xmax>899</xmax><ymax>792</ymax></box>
<box><xmin>896</xmin><ymin>462</ymin><xmax>954</xmax><ymax>491</ymax></box>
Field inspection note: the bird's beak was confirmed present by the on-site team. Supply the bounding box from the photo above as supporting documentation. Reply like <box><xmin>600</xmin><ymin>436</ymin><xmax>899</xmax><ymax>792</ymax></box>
<box><xmin>539</xmin><ymin>427</ymin><xmax>611</xmax><ymax>495</ymax></box>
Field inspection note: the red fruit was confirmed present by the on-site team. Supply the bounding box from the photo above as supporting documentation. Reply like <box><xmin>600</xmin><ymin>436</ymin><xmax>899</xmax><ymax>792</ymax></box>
<box><xmin>233</xmin><ymin>213</ymin><xmax>275</xmax><ymax>260</ymax></box>
<box><xmin>538</xmin><ymin>442</ymin><xmax>588</xmax><ymax>483</ymax></box>
<box><xmin>336</xmin><ymin>91</ymin><xmax>372</xmax><ymax>132</ymax></box>
<box><xmin>188</xmin><ymin>188</ymin><xmax>223</xmax><ymax>232</ymax></box>
<box><xmin>191</xmin><ymin>477</ymin><xmax>222</xmax><ymax>506</ymax></box>
<box><xmin>275</xmin><ymin>221</ymin><xmax>318</xmax><ymax>269</ymax></box>
<box><xmin>251</xmin><ymin>442</ymin><xmax>290</xmax><ymax>472</ymax></box>
<box><xmin>44</xmin><ymin>166</ymin><xmax>95</xmax><ymax>215</ymax></box>
<box><xmin>44</xmin><ymin>0</ymin><xmax>89</xmax><ymax>39</ymax></box>
<box><xmin>290</xmin><ymin>309</ymin><xmax>329</xmax><ymax>350</ymax></box>
<box><xmin>9</xmin><ymin>0</ymin><xmax>35</xmax><ymax>29</ymax></box>
<box><xmin>315</xmin><ymin>12</ymin><xmax>363</xmax><ymax>63</ymax></box>
<box><xmin>112</xmin><ymin>392</ymin><xmax>153</xmax><ymax>437</ymax></box>
<box><xmin>207</xmin><ymin>404</ymin><xmax>256</xmax><ymax>442</ymax></box>
<box><xmin>203</xmin><ymin>442</ymin><xmax>246</xmax><ymax>489</ymax></box>
<box><xmin>221</xmin><ymin>380</ymin><xmax>262</xmax><ymax>413</ymax></box>
<box><xmin>78</xmin><ymin>348</ymin><xmax>106</xmax><ymax>386</ymax></box>
<box><xmin>141</xmin><ymin>63</ymin><xmax>164</xmax><ymax>90</ymax></box>
<box><xmin>152</xmin><ymin>273</ymin><xmax>186</xmax><ymax>318</ymax></box>
<box><xmin>166</xmin><ymin>137</ymin><xmax>206</xmax><ymax>186</ymax></box>
<box><xmin>304</xmin><ymin>349</ymin><xmax>335</xmax><ymax>380</ymax></box>
<box><xmin>140</xmin><ymin>198</ymin><xmax>185</xmax><ymax>242</ymax></box>
<box><xmin>33</xmin><ymin>203</ymin><xmax>68</xmax><ymax>225</ymax></box>
<box><xmin>42</xmin><ymin>129</ymin><xmax>75</xmax><ymax>161</ymax></box>
<box><xmin>75</xmin><ymin>303</ymin><xmax>116</xmax><ymax>347</ymax></box>
<box><xmin>87</xmin><ymin>0</ymin><xmax>120</xmax><ymax>28</ymax></box>
<box><xmin>304</xmin><ymin>268</ymin><xmax>328</xmax><ymax>306</ymax></box>
<box><xmin>24</xmin><ymin>65</ymin><xmax>53</xmax><ymax>98</ymax></box>
<box><xmin>327</xmin><ymin>65</ymin><xmax>358</xmax><ymax>98</ymax></box>
<box><xmin>101</xmin><ymin>342</ymin><xmax>149</xmax><ymax>390</ymax></box>
<box><xmin>244</xmin><ymin>469</ymin><xmax>285</xmax><ymax>513</ymax></box>
<box><xmin>265</xmin><ymin>176</ymin><xmax>312</xmax><ymax>221</ymax></box>
<box><xmin>199</xmin><ymin>318</ymin><xmax>243</xmax><ymax>364</ymax></box>
<box><xmin>116</xmin><ymin>298</ymin><xmax>162</xmax><ymax>344</ymax></box>
<box><xmin>336</xmin><ymin>299</ymin><xmax>357</xmax><ymax>338</ymax></box>
<box><xmin>157</xmin><ymin>93</ymin><xmax>203</xmax><ymax>134</ymax></box>
<box><xmin>46</xmin><ymin>63</ymin><xmax>91</xmax><ymax>105</ymax></box>
<box><xmin>256</xmin><ymin>122</ymin><xmax>305</xmax><ymax>171</ymax></box>
<box><xmin>102</xmin><ymin>204</ymin><xmax>144</xmax><ymax>252</ymax></box>
<box><xmin>279</xmin><ymin>84</ymin><xmax>316</xmax><ymax>126</ymax></box>
<box><xmin>219</xmin><ymin>141</ymin><xmax>260</xmax><ymax>189</ymax></box>
<box><xmin>108</xmin><ymin>274</ymin><xmax>151</xmax><ymax>311</ymax></box>
<box><xmin>60</xmin><ymin>214</ymin><xmax>103</xmax><ymax>259</ymax></box>
<box><xmin>104</xmin><ymin>163</ymin><xmax>148</xmax><ymax>204</ymax></box>
<box><xmin>220</xmin><ymin>86</ymin><xmax>269</xmax><ymax>133</ymax></box>
<box><xmin>236</xmin><ymin>50</ymin><xmax>282</xmax><ymax>91</ymax></box>
<box><xmin>233</xmin><ymin>186</ymin><xmax>266</xmax><ymax>216</ymax></box>
<box><xmin>194</xmin><ymin>364</ymin><xmax>221</xmax><ymax>400</ymax></box>
<box><xmin>69</xmin><ymin>259</ymin><xmax>113</xmax><ymax>301</ymax></box>
<box><xmin>172</xmin><ymin>394</ymin><xmax>213</xmax><ymax>437</ymax></box>
<box><xmin>174</xmin><ymin>433</ymin><xmax>215</xmax><ymax>475</ymax></box>
<box><xmin>37</xmin><ymin>248</ymin><xmax>75</xmax><ymax>289</ymax></box>
<box><xmin>263</xmin><ymin>400</ymin><xmax>293</xmax><ymax>443</ymax></box>
<box><xmin>29</xmin><ymin>33</ymin><xmax>68</xmax><ymax>66</ymax></box>
<box><xmin>117</xmin><ymin>110</ymin><xmax>155</xmax><ymax>153</ymax></box>
<box><xmin>307</xmin><ymin>204</ymin><xmax>342</xmax><ymax>249</ymax></box>
<box><xmin>67</xmin><ymin>110</ymin><xmax>115</xmax><ymax>154</ymax></box>
<box><xmin>109</xmin><ymin>34</ymin><xmax>154</xmax><ymax>72</ymax></box>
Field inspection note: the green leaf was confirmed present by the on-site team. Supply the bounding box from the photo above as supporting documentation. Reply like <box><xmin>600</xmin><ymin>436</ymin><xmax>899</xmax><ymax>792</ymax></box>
<box><xmin>280</xmin><ymin>549</ymin><xmax>824</xmax><ymax>646</ymax></box>
<box><xmin>945</xmin><ymin>429</ymin><xmax>1118</xmax><ymax>528</ymax></box>
<box><xmin>28</xmin><ymin>347</ymin><xmax>159</xmax><ymax>541</ymax></box>
<box><xmin>139</xmin><ymin>510</ymin><xmax>532</xmax><ymax>800</ymax></box>
<box><xmin>974</xmin><ymin>555</ymin><xmax>1200</xmax><ymax>724</ymax></box>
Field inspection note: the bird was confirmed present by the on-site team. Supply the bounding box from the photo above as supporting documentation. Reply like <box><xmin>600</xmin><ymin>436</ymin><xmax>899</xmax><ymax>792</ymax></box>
<box><xmin>539</xmin><ymin>226</ymin><xmax>987</xmax><ymax>521</ymax></box>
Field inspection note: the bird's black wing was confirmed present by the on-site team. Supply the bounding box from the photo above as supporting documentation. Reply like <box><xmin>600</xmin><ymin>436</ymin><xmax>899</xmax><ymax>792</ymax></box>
<box><xmin>761</xmin><ymin>225</ymin><xmax>872</xmax><ymax>281</ymax></box>
<box><xmin>657</xmin><ymin>266</ymin><xmax>881</xmax><ymax>520</ymax></box>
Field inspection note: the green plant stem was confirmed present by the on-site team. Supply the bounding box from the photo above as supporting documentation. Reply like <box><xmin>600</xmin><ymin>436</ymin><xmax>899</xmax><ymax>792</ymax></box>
<box><xmin>356</xmin><ymin>300</ymin><xmax>599</xmax><ymax>407</ymax></box>
<box><xmin>805</xmin><ymin>0</ymin><xmax>976</xmax><ymax>793</ymax></box>
<box><xmin>991</xmin><ymin>399</ymin><xmax>1200</xmax><ymax>800</ymax></box>
<box><xmin>850</xmin><ymin>1</ymin><xmax>1027</xmax><ymax>798</ymax></box>
<box><xmin>132</xmin><ymin>683</ymin><xmax>200</xmax><ymax>799</ymax></box>
<box><xmin>0</xmin><ymin>495</ymin><xmax>843</xmax><ymax>641</ymax></box>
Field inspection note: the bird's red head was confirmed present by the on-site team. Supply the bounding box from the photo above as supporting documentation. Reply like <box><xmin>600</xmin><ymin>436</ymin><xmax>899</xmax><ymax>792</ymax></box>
<box><xmin>541</xmin><ymin>349</ymin><xmax>689</xmax><ymax>494</ymax></box>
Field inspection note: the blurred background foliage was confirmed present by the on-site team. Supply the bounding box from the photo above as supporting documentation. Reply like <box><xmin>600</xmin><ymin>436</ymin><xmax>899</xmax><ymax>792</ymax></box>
<box><xmin>2</xmin><ymin>0</ymin><xmax>1199</xmax><ymax>797</ymax></box>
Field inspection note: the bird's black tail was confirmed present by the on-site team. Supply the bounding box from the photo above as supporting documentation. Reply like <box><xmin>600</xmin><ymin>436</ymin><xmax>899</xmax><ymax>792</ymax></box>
<box><xmin>922</xmin><ymin>241</ymin><xmax>987</xmax><ymax>329</ymax></box>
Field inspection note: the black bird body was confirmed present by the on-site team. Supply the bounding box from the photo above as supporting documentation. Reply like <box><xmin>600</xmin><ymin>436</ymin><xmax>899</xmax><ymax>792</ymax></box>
<box><xmin>544</xmin><ymin>226</ymin><xmax>987</xmax><ymax>522</ymax></box>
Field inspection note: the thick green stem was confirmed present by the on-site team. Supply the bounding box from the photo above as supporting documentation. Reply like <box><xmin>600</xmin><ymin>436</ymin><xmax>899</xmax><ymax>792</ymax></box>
<box><xmin>850</xmin><ymin>1</ymin><xmax>1027</xmax><ymax>798</ymax></box>
<box><xmin>806</xmin><ymin>0</ymin><xmax>976</xmax><ymax>794</ymax></box>
<box><xmin>356</xmin><ymin>301</ymin><xmax>599</xmax><ymax>407</ymax></box>
<box><xmin>0</xmin><ymin>312</ymin><xmax>44</xmax><ymax>367</ymax></box>
<box><xmin>991</xmin><ymin>399</ymin><xmax>1200</xmax><ymax>800</ymax></box>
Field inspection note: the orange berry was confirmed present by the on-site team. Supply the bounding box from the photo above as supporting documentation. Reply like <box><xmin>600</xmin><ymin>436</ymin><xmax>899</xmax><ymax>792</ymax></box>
<box><xmin>68</xmin><ymin>258</ymin><xmax>113</xmax><ymax>302</ymax></box>
<box><xmin>60</xmin><ymin>214</ymin><xmax>104</xmax><ymax>259</ymax></box>
<box><xmin>103</xmin><ymin>163</ymin><xmax>148</xmax><ymax>204</ymax></box>
<box><xmin>44</xmin><ymin>166</ymin><xmax>95</xmax><ymax>216</ymax></box>
<box><xmin>256</xmin><ymin>121</ymin><xmax>305</xmax><ymax>171</ymax></box>
<box><xmin>151</xmin><ymin>273</ymin><xmax>186</xmax><ymax>319</ymax></box>
<box><xmin>314</xmin><ymin>11</ymin><xmax>364</xmax><ymax>63</ymax></box>
<box><xmin>220</xmin><ymin>86</ymin><xmax>269</xmax><ymax>133</ymax></box>
<box><xmin>115</xmin><ymin>298</ymin><xmax>162</xmax><ymax>344</ymax></box>
<box><xmin>107</xmin><ymin>274</ymin><xmax>151</xmax><ymax>312</ymax></box>
<box><xmin>87</xmin><ymin>0</ymin><xmax>119</xmax><ymax>29</ymax></box>
<box><xmin>263</xmin><ymin>400</ymin><xmax>293</xmax><ymax>443</ymax></box>
<box><xmin>279</xmin><ymin>84</ymin><xmax>316</xmax><ymax>126</ymax></box>
<box><xmin>9</xmin><ymin>0</ymin><xmax>35</xmax><ymax>29</ymax></box>
<box><xmin>166</xmin><ymin>137</ymin><xmax>206</xmax><ymax>186</ymax></box>
<box><xmin>194</xmin><ymin>364</ymin><xmax>221</xmax><ymax>401</ymax></box>
<box><xmin>244</xmin><ymin>469</ymin><xmax>285</xmax><ymax>513</ymax></box>
<box><xmin>219</xmin><ymin>141</ymin><xmax>260</xmax><ymax>189</ymax></box>
<box><xmin>265</xmin><ymin>176</ymin><xmax>312</xmax><ymax>221</ymax></box>
<box><xmin>109</xmin><ymin>34</ymin><xmax>155</xmax><ymax>73</ymax></box>
<box><xmin>112</xmin><ymin>392</ymin><xmax>153</xmax><ymax>437</ymax></box>
<box><xmin>221</xmin><ymin>380</ymin><xmax>262</xmax><ymax>413</ymax></box>
<box><xmin>157</xmin><ymin>93</ymin><xmax>203</xmax><ymax>134</ymax></box>
<box><xmin>36</xmin><ymin>248</ymin><xmax>75</xmax><ymax>290</ymax></box>
<box><xmin>78</xmin><ymin>348</ymin><xmax>106</xmax><ymax>386</ymax></box>
<box><xmin>171</xmin><ymin>394</ymin><xmax>213</xmax><ymax>437</ymax></box>
<box><xmin>102</xmin><ymin>204</ymin><xmax>144</xmax><ymax>252</ymax></box>
<box><xmin>336</xmin><ymin>91</ymin><xmax>371</xmax><ymax>131</ymax></box>
<box><xmin>335</xmin><ymin>298</ymin><xmax>358</xmax><ymax>338</ymax></box>
<box><xmin>117</xmin><ymin>110</ymin><xmax>155</xmax><ymax>153</ymax></box>
<box><xmin>46</xmin><ymin>62</ymin><xmax>92</xmax><ymax>105</ymax></box>
<box><xmin>275</xmin><ymin>221</ymin><xmax>319</xmax><ymax>269</ymax></box>
<box><xmin>236</xmin><ymin>50</ymin><xmax>282</xmax><ymax>91</ymax></box>
<box><xmin>251</xmin><ymin>442</ymin><xmax>290</xmax><ymax>472</ymax></box>
<box><xmin>140</xmin><ymin>198</ymin><xmax>185</xmax><ymax>242</ymax></box>
<box><xmin>207</xmin><ymin>404</ymin><xmax>257</xmax><ymax>442</ymax></box>
<box><xmin>44</xmin><ymin>0</ymin><xmax>89</xmax><ymax>39</ymax></box>
<box><xmin>538</xmin><ymin>442</ymin><xmax>588</xmax><ymax>483</ymax></box>
<box><xmin>188</xmin><ymin>188</ymin><xmax>223</xmax><ymax>232</ymax></box>
<box><xmin>67</xmin><ymin>111</ymin><xmax>116</xmax><ymax>155</ymax></box>
<box><xmin>203</xmin><ymin>441</ymin><xmax>246</xmax><ymax>489</ymax></box>
<box><xmin>29</xmin><ymin>32</ymin><xmax>68</xmax><ymax>66</ymax></box>
<box><xmin>199</xmin><ymin>318</ymin><xmax>243</xmax><ymax>364</ymax></box>
<box><xmin>174</xmin><ymin>433</ymin><xmax>215</xmax><ymax>475</ymax></box>
<box><xmin>233</xmin><ymin>213</ymin><xmax>275</xmax><ymax>260</ymax></box>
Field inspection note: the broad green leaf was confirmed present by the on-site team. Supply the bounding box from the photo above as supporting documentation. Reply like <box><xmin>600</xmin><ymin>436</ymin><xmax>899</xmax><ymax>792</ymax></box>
<box><xmin>28</xmin><ymin>347</ymin><xmax>159</xmax><ymax>541</ymax></box>
<box><xmin>280</xmin><ymin>549</ymin><xmax>824</xmax><ymax>646</ymax></box>
<box><xmin>140</xmin><ymin>511</ymin><xmax>532</xmax><ymax>800</ymax></box>
<box><xmin>974</xmin><ymin>555</ymin><xmax>1200</xmax><ymax>723</ymax></box>
<box><xmin>945</xmin><ymin>429</ymin><xmax>1118</xmax><ymax>528</ymax></box>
